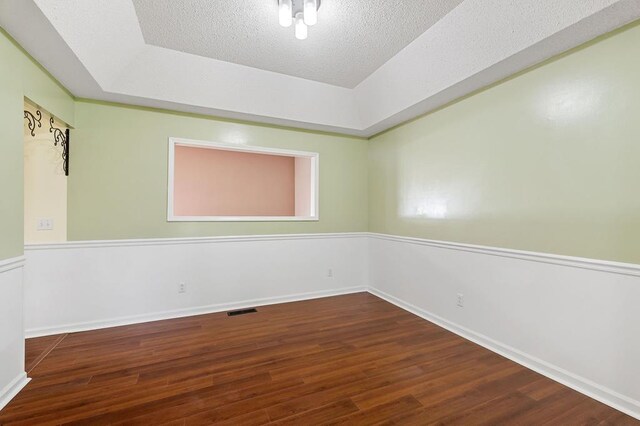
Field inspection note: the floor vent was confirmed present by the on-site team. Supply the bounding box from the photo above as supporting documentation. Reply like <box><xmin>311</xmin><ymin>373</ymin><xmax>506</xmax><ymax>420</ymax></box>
<box><xmin>227</xmin><ymin>308</ymin><xmax>258</xmax><ymax>317</ymax></box>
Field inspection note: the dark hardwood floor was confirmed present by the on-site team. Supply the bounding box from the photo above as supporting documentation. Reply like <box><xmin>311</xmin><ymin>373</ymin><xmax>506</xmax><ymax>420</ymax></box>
<box><xmin>1</xmin><ymin>293</ymin><xmax>636</xmax><ymax>425</ymax></box>
<box><xmin>24</xmin><ymin>334</ymin><xmax>67</xmax><ymax>374</ymax></box>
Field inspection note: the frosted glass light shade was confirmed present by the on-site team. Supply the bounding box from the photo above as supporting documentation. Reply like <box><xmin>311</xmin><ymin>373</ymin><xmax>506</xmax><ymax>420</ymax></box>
<box><xmin>279</xmin><ymin>0</ymin><xmax>292</xmax><ymax>27</ymax></box>
<box><xmin>303</xmin><ymin>0</ymin><xmax>317</xmax><ymax>26</ymax></box>
<box><xmin>295</xmin><ymin>12</ymin><xmax>308</xmax><ymax>40</ymax></box>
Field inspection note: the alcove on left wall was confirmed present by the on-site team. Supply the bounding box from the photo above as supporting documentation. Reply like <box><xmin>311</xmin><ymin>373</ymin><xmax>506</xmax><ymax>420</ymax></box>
<box><xmin>0</xmin><ymin>27</ymin><xmax>74</xmax><ymax>410</ymax></box>
<box><xmin>23</xmin><ymin>100</ymin><xmax>68</xmax><ymax>244</ymax></box>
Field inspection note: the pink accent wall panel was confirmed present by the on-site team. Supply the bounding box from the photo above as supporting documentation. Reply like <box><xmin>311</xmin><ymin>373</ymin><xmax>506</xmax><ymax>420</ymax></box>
<box><xmin>174</xmin><ymin>145</ymin><xmax>295</xmax><ymax>216</ymax></box>
<box><xmin>295</xmin><ymin>156</ymin><xmax>312</xmax><ymax>216</ymax></box>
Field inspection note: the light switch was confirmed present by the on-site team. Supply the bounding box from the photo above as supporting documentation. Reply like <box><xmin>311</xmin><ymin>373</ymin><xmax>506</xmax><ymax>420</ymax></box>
<box><xmin>37</xmin><ymin>218</ymin><xmax>54</xmax><ymax>231</ymax></box>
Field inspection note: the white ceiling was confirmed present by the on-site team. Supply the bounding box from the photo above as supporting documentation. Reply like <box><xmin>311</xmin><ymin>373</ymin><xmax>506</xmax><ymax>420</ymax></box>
<box><xmin>1</xmin><ymin>0</ymin><xmax>639</xmax><ymax>137</ymax></box>
<box><xmin>132</xmin><ymin>0</ymin><xmax>464</xmax><ymax>88</ymax></box>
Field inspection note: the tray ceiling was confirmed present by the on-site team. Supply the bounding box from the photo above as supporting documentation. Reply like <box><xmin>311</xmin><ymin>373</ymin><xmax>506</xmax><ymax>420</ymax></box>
<box><xmin>1</xmin><ymin>0</ymin><xmax>638</xmax><ymax>137</ymax></box>
<box><xmin>132</xmin><ymin>0</ymin><xmax>464</xmax><ymax>88</ymax></box>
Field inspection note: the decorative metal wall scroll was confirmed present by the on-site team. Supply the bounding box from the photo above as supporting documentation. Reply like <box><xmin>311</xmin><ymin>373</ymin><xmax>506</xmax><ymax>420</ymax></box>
<box><xmin>23</xmin><ymin>108</ymin><xmax>69</xmax><ymax>176</ymax></box>
<box><xmin>24</xmin><ymin>110</ymin><xmax>42</xmax><ymax>137</ymax></box>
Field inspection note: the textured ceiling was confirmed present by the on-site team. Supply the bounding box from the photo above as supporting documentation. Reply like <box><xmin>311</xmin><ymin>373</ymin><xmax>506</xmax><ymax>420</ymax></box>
<box><xmin>132</xmin><ymin>0</ymin><xmax>464</xmax><ymax>88</ymax></box>
<box><xmin>3</xmin><ymin>0</ymin><xmax>638</xmax><ymax>136</ymax></box>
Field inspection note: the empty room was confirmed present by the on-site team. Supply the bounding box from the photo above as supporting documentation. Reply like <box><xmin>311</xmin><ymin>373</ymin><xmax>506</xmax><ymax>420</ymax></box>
<box><xmin>1</xmin><ymin>0</ymin><xmax>639</xmax><ymax>424</ymax></box>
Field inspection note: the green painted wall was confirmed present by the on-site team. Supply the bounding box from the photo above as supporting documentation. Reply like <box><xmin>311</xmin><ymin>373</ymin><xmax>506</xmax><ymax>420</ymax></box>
<box><xmin>0</xmin><ymin>29</ymin><xmax>74</xmax><ymax>260</ymax></box>
<box><xmin>369</xmin><ymin>23</ymin><xmax>640</xmax><ymax>264</ymax></box>
<box><xmin>20</xmin><ymin>56</ymin><xmax>74</xmax><ymax>128</ymax></box>
<box><xmin>0</xmin><ymin>31</ymin><xmax>24</xmax><ymax>260</ymax></box>
<box><xmin>67</xmin><ymin>101</ymin><xmax>369</xmax><ymax>240</ymax></box>
<box><xmin>4</xmin><ymin>22</ymin><xmax>640</xmax><ymax>263</ymax></box>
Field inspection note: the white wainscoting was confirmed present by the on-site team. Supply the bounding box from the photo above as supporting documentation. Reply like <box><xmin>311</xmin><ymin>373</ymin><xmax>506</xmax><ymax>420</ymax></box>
<box><xmin>21</xmin><ymin>232</ymin><xmax>640</xmax><ymax>419</ymax></box>
<box><xmin>0</xmin><ymin>256</ymin><xmax>29</xmax><ymax>411</ymax></box>
<box><xmin>368</xmin><ymin>233</ymin><xmax>640</xmax><ymax>420</ymax></box>
<box><xmin>24</xmin><ymin>233</ymin><xmax>368</xmax><ymax>337</ymax></box>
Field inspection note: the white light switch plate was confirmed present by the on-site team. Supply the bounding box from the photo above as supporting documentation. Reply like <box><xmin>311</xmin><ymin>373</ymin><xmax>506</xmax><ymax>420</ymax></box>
<box><xmin>37</xmin><ymin>218</ymin><xmax>54</xmax><ymax>231</ymax></box>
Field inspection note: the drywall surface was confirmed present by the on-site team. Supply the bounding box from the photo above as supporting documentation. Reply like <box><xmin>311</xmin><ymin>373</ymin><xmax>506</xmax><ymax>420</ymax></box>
<box><xmin>0</xmin><ymin>30</ymin><xmax>24</xmax><ymax>260</ymax></box>
<box><xmin>23</xmin><ymin>103</ymin><xmax>68</xmax><ymax>243</ymax></box>
<box><xmin>369</xmin><ymin>23</ymin><xmax>640</xmax><ymax>264</ymax></box>
<box><xmin>68</xmin><ymin>101</ymin><xmax>368</xmax><ymax>240</ymax></box>
<box><xmin>0</xmin><ymin>28</ymin><xmax>72</xmax><ymax>411</ymax></box>
<box><xmin>173</xmin><ymin>145</ymin><xmax>295</xmax><ymax>217</ymax></box>
<box><xmin>0</xmin><ymin>29</ymin><xmax>73</xmax><ymax>259</ymax></box>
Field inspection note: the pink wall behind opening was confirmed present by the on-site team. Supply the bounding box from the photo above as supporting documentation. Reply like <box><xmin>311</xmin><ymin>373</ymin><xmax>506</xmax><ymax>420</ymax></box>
<box><xmin>295</xmin><ymin>156</ymin><xmax>312</xmax><ymax>217</ymax></box>
<box><xmin>174</xmin><ymin>145</ymin><xmax>295</xmax><ymax>216</ymax></box>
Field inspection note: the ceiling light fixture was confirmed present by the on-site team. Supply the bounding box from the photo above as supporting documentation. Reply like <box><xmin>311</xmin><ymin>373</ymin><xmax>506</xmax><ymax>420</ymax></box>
<box><xmin>303</xmin><ymin>0</ymin><xmax>318</xmax><ymax>26</ymax></box>
<box><xmin>294</xmin><ymin>12</ymin><xmax>307</xmax><ymax>40</ymax></box>
<box><xmin>279</xmin><ymin>0</ymin><xmax>292</xmax><ymax>27</ymax></box>
<box><xmin>278</xmin><ymin>0</ymin><xmax>320</xmax><ymax>39</ymax></box>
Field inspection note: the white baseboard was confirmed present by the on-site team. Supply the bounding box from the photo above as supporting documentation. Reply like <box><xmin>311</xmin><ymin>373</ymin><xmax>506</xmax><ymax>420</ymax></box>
<box><xmin>26</xmin><ymin>286</ymin><xmax>367</xmax><ymax>338</ymax></box>
<box><xmin>0</xmin><ymin>372</ymin><xmax>30</xmax><ymax>412</ymax></box>
<box><xmin>368</xmin><ymin>287</ymin><xmax>640</xmax><ymax>421</ymax></box>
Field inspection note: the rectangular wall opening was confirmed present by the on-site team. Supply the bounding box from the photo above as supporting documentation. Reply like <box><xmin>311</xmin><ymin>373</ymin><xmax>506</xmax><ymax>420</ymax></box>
<box><xmin>23</xmin><ymin>100</ymin><xmax>69</xmax><ymax>243</ymax></box>
<box><xmin>168</xmin><ymin>138</ymin><xmax>318</xmax><ymax>221</ymax></box>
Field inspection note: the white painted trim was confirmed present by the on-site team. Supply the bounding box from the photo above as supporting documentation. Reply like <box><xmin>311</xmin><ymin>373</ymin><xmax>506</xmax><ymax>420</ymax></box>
<box><xmin>0</xmin><ymin>372</ymin><xmax>30</xmax><ymax>412</ymax></box>
<box><xmin>369</xmin><ymin>233</ymin><xmax>640</xmax><ymax>277</ymax></box>
<box><xmin>170</xmin><ymin>137</ymin><xmax>321</xmax><ymax>159</ymax></box>
<box><xmin>24</xmin><ymin>232</ymin><xmax>367</xmax><ymax>250</ymax></box>
<box><xmin>310</xmin><ymin>153</ymin><xmax>319</xmax><ymax>218</ymax></box>
<box><xmin>368</xmin><ymin>287</ymin><xmax>640</xmax><ymax>421</ymax></box>
<box><xmin>168</xmin><ymin>216</ymin><xmax>319</xmax><ymax>222</ymax></box>
<box><xmin>0</xmin><ymin>256</ymin><xmax>26</xmax><ymax>274</ymax></box>
<box><xmin>167</xmin><ymin>137</ymin><xmax>320</xmax><ymax>222</ymax></box>
<box><xmin>25</xmin><ymin>285</ymin><xmax>367</xmax><ymax>338</ymax></box>
<box><xmin>24</xmin><ymin>232</ymin><xmax>640</xmax><ymax>275</ymax></box>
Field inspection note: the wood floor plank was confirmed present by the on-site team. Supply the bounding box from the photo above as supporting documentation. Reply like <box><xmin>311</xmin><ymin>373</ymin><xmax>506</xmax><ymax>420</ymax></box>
<box><xmin>325</xmin><ymin>395</ymin><xmax>423</xmax><ymax>425</ymax></box>
<box><xmin>271</xmin><ymin>399</ymin><xmax>360</xmax><ymax>425</ymax></box>
<box><xmin>24</xmin><ymin>334</ymin><xmax>67</xmax><ymax>373</ymax></box>
<box><xmin>0</xmin><ymin>292</ymin><xmax>636</xmax><ymax>425</ymax></box>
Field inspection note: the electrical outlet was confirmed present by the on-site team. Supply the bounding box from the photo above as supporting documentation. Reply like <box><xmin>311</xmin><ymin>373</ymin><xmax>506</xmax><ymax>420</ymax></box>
<box><xmin>37</xmin><ymin>218</ymin><xmax>54</xmax><ymax>231</ymax></box>
<box><xmin>327</xmin><ymin>268</ymin><xmax>333</xmax><ymax>278</ymax></box>
<box><xmin>457</xmin><ymin>293</ymin><xmax>464</xmax><ymax>307</ymax></box>
<box><xmin>178</xmin><ymin>282</ymin><xmax>187</xmax><ymax>294</ymax></box>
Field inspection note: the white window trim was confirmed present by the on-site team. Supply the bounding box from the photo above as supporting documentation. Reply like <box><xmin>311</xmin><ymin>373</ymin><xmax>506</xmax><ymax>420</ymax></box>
<box><xmin>167</xmin><ymin>137</ymin><xmax>319</xmax><ymax>222</ymax></box>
